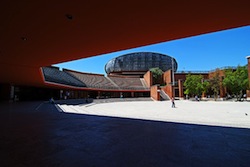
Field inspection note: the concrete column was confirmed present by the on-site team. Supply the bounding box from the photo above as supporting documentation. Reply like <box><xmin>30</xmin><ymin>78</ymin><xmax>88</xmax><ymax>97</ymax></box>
<box><xmin>247</xmin><ymin>56</ymin><xmax>250</xmax><ymax>99</ymax></box>
<box><xmin>178</xmin><ymin>79</ymin><xmax>183</xmax><ymax>98</ymax></box>
<box><xmin>171</xmin><ymin>70</ymin><xmax>175</xmax><ymax>98</ymax></box>
<box><xmin>10</xmin><ymin>85</ymin><xmax>14</xmax><ymax>100</ymax></box>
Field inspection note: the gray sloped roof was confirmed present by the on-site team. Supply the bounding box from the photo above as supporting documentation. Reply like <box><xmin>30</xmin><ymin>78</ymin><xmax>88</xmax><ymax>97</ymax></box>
<box><xmin>42</xmin><ymin>67</ymin><xmax>86</xmax><ymax>87</ymax></box>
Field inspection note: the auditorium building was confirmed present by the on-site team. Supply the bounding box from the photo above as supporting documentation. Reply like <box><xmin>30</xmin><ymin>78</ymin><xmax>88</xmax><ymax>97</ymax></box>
<box><xmin>41</xmin><ymin>52</ymin><xmax>178</xmax><ymax>100</ymax></box>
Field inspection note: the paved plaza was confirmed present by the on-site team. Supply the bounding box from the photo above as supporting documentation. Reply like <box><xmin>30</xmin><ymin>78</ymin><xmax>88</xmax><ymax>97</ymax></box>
<box><xmin>58</xmin><ymin>100</ymin><xmax>250</xmax><ymax>129</ymax></box>
<box><xmin>1</xmin><ymin>100</ymin><xmax>250</xmax><ymax>167</ymax></box>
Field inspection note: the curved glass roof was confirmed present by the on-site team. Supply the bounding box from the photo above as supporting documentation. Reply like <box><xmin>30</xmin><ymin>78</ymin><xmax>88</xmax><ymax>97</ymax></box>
<box><xmin>105</xmin><ymin>52</ymin><xmax>178</xmax><ymax>74</ymax></box>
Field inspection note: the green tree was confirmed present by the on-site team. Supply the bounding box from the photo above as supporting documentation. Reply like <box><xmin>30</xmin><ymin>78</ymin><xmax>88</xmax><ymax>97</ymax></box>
<box><xmin>150</xmin><ymin>67</ymin><xmax>163</xmax><ymax>84</ymax></box>
<box><xmin>202</xmin><ymin>79</ymin><xmax>210</xmax><ymax>95</ymax></box>
<box><xmin>209</xmin><ymin>70</ymin><xmax>221</xmax><ymax>100</ymax></box>
<box><xmin>223</xmin><ymin>65</ymin><xmax>249</xmax><ymax>101</ymax></box>
<box><xmin>184</xmin><ymin>74</ymin><xmax>207</xmax><ymax>97</ymax></box>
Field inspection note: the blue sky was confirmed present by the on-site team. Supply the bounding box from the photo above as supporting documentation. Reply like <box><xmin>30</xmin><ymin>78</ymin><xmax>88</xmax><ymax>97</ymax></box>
<box><xmin>55</xmin><ymin>25</ymin><xmax>250</xmax><ymax>75</ymax></box>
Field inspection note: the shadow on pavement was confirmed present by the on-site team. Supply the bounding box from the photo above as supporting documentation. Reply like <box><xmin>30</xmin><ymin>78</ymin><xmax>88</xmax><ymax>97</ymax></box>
<box><xmin>0</xmin><ymin>101</ymin><xmax>250</xmax><ymax>167</ymax></box>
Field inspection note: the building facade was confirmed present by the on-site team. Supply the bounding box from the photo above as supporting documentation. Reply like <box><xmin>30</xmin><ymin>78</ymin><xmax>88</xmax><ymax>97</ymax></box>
<box><xmin>161</xmin><ymin>65</ymin><xmax>249</xmax><ymax>100</ymax></box>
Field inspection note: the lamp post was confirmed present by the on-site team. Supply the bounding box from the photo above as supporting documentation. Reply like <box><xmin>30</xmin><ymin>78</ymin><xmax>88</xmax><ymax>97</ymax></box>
<box><xmin>172</xmin><ymin>57</ymin><xmax>175</xmax><ymax>98</ymax></box>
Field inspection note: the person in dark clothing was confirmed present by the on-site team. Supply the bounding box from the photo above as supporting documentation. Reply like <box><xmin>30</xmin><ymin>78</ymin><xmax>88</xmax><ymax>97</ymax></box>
<box><xmin>171</xmin><ymin>96</ymin><xmax>175</xmax><ymax>108</ymax></box>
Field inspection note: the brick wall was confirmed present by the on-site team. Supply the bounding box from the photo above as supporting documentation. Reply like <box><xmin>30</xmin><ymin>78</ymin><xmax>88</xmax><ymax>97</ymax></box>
<box><xmin>144</xmin><ymin>71</ymin><xmax>152</xmax><ymax>87</ymax></box>
<box><xmin>163</xmin><ymin>70</ymin><xmax>173</xmax><ymax>97</ymax></box>
<box><xmin>151</xmin><ymin>85</ymin><xmax>160</xmax><ymax>101</ymax></box>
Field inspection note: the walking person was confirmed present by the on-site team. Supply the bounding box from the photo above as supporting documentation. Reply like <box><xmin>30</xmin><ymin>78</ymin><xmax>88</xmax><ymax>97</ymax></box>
<box><xmin>171</xmin><ymin>96</ymin><xmax>175</xmax><ymax>108</ymax></box>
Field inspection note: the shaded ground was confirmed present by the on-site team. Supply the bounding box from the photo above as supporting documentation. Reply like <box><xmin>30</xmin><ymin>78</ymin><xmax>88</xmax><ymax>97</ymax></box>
<box><xmin>0</xmin><ymin>100</ymin><xmax>250</xmax><ymax>167</ymax></box>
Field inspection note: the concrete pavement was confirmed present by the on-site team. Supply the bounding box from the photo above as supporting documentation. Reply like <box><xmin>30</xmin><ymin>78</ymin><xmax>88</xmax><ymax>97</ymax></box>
<box><xmin>58</xmin><ymin>100</ymin><xmax>250</xmax><ymax>129</ymax></box>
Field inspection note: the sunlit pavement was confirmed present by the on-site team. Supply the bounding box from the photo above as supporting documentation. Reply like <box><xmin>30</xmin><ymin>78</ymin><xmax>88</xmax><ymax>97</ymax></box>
<box><xmin>58</xmin><ymin>100</ymin><xmax>250</xmax><ymax>129</ymax></box>
<box><xmin>1</xmin><ymin>100</ymin><xmax>250</xmax><ymax>167</ymax></box>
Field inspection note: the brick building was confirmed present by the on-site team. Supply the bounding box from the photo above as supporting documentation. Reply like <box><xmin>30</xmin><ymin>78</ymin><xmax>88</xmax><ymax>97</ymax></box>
<box><xmin>157</xmin><ymin>57</ymin><xmax>250</xmax><ymax>100</ymax></box>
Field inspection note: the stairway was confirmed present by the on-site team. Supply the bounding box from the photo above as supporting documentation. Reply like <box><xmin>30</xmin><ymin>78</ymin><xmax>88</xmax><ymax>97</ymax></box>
<box><xmin>160</xmin><ymin>90</ymin><xmax>170</xmax><ymax>101</ymax></box>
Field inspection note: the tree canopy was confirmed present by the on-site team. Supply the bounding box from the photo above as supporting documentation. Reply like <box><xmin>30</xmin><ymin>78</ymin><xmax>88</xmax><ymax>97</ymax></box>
<box><xmin>150</xmin><ymin>67</ymin><xmax>163</xmax><ymax>84</ymax></box>
<box><xmin>183</xmin><ymin>65</ymin><xmax>249</xmax><ymax>100</ymax></box>
<box><xmin>222</xmin><ymin>65</ymin><xmax>249</xmax><ymax>100</ymax></box>
<box><xmin>184</xmin><ymin>74</ymin><xmax>208</xmax><ymax>96</ymax></box>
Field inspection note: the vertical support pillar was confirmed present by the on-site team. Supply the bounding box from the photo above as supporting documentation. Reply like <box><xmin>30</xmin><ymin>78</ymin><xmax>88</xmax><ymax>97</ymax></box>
<box><xmin>60</xmin><ymin>90</ymin><xmax>63</xmax><ymax>99</ymax></box>
<box><xmin>10</xmin><ymin>85</ymin><xmax>15</xmax><ymax>101</ymax></box>
<box><xmin>171</xmin><ymin>70</ymin><xmax>175</xmax><ymax>98</ymax></box>
<box><xmin>247</xmin><ymin>56</ymin><xmax>250</xmax><ymax>100</ymax></box>
<box><xmin>178</xmin><ymin>79</ymin><xmax>183</xmax><ymax>98</ymax></box>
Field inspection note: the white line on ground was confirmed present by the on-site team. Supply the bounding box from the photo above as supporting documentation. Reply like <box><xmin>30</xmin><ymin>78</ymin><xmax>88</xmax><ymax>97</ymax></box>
<box><xmin>35</xmin><ymin>102</ymin><xmax>46</xmax><ymax>111</ymax></box>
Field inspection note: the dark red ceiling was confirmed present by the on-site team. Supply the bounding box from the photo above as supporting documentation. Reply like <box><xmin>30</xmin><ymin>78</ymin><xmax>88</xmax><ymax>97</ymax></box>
<box><xmin>1</xmin><ymin>0</ymin><xmax>250</xmax><ymax>87</ymax></box>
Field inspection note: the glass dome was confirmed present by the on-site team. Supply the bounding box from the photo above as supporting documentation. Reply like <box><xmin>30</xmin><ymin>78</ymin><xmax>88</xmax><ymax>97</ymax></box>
<box><xmin>105</xmin><ymin>52</ymin><xmax>178</xmax><ymax>74</ymax></box>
